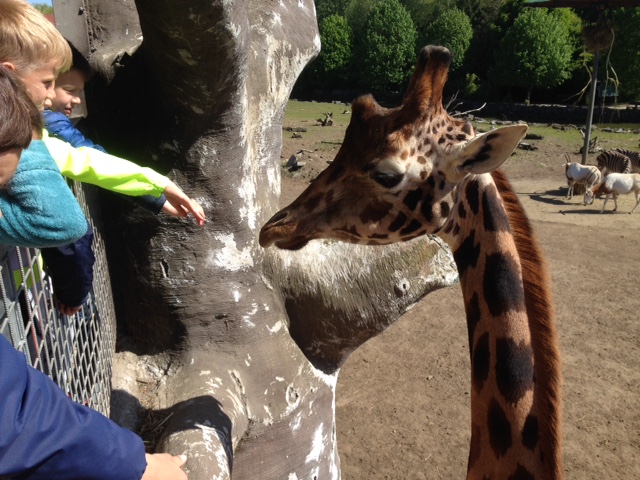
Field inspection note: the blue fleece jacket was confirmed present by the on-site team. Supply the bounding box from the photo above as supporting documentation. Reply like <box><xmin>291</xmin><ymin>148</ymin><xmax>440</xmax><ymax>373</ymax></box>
<box><xmin>0</xmin><ymin>141</ymin><xmax>87</xmax><ymax>248</ymax></box>
<box><xmin>0</xmin><ymin>334</ymin><xmax>147</xmax><ymax>479</ymax></box>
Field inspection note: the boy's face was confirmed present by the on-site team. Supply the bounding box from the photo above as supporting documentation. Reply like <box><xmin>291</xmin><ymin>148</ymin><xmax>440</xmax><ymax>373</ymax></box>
<box><xmin>0</xmin><ymin>147</ymin><xmax>22</xmax><ymax>187</ymax></box>
<box><xmin>51</xmin><ymin>69</ymin><xmax>85</xmax><ymax>117</ymax></box>
<box><xmin>17</xmin><ymin>60</ymin><xmax>59</xmax><ymax>111</ymax></box>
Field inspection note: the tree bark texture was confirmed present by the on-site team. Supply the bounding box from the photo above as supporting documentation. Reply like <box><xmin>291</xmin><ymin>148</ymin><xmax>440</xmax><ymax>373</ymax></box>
<box><xmin>63</xmin><ymin>1</ymin><xmax>459</xmax><ymax>478</ymax></box>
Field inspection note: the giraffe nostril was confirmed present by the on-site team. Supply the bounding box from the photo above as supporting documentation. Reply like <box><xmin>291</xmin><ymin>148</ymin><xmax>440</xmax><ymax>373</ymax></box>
<box><xmin>268</xmin><ymin>209</ymin><xmax>289</xmax><ymax>225</ymax></box>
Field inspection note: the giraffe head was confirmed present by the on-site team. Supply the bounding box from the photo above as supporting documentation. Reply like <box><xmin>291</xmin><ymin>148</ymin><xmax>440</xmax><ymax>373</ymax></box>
<box><xmin>260</xmin><ymin>46</ymin><xmax>526</xmax><ymax>250</ymax></box>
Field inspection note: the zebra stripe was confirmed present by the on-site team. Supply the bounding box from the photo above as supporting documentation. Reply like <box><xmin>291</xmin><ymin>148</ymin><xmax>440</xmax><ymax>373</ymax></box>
<box><xmin>614</xmin><ymin>148</ymin><xmax>640</xmax><ymax>173</ymax></box>
<box><xmin>597</xmin><ymin>150</ymin><xmax>632</xmax><ymax>176</ymax></box>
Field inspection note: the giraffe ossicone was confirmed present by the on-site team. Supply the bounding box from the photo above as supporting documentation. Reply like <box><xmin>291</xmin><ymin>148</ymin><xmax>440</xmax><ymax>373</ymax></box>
<box><xmin>260</xmin><ymin>45</ymin><xmax>563</xmax><ymax>480</ymax></box>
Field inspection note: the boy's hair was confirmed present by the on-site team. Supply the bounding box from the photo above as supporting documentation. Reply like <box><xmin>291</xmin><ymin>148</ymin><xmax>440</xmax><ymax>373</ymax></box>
<box><xmin>0</xmin><ymin>0</ymin><xmax>72</xmax><ymax>74</ymax></box>
<box><xmin>68</xmin><ymin>40</ymin><xmax>93</xmax><ymax>82</ymax></box>
<box><xmin>0</xmin><ymin>65</ymin><xmax>34</xmax><ymax>151</ymax></box>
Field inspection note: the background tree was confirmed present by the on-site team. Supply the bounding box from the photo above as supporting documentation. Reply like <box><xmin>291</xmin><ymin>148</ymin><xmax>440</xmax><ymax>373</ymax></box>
<box><xmin>316</xmin><ymin>14</ymin><xmax>354</xmax><ymax>87</ymax></box>
<box><xmin>490</xmin><ymin>8</ymin><xmax>573</xmax><ymax>103</ymax></box>
<box><xmin>420</xmin><ymin>7</ymin><xmax>473</xmax><ymax>71</ymax></box>
<box><xmin>31</xmin><ymin>3</ymin><xmax>53</xmax><ymax>14</ymax></box>
<box><xmin>357</xmin><ymin>0</ymin><xmax>417</xmax><ymax>94</ymax></box>
<box><xmin>610</xmin><ymin>8</ymin><xmax>640</xmax><ymax>100</ymax></box>
<box><xmin>316</xmin><ymin>0</ymin><xmax>351</xmax><ymax>22</ymax></box>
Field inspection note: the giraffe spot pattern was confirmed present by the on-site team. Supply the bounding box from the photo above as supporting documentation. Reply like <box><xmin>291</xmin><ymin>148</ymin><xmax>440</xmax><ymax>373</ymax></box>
<box><xmin>439</xmin><ymin>201</ymin><xmax>450</xmax><ymax>218</ymax></box>
<box><xmin>389</xmin><ymin>212</ymin><xmax>407</xmax><ymax>232</ymax></box>
<box><xmin>400</xmin><ymin>219</ymin><xmax>422</xmax><ymax>236</ymax></box>
<box><xmin>465</xmin><ymin>180</ymin><xmax>480</xmax><ymax>215</ymax></box>
<box><xmin>453</xmin><ymin>229</ymin><xmax>480</xmax><ymax>277</ymax></box>
<box><xmin>488</xmin><ymin>399</ymin><xmax>512</xmax><ymax>458</ymax></box>
<box><xmin>458</xmin><ymin>202</ymin><xmax>467</xmax><ymax>219</ymax></box>
<box><xmin>522</xmin><ymin>414</ymin><xmax>539</xmax><ymax>451</ymax></box>
<box><xmin>465</xmin><ymin>292</ymin><xmax>481</xmax><ymax>358</ymax></box>
<box><xmin>483</xmin><ymin>252</ymin><xmax>526</xmax><ymax>318</ymax></box>
<box><xmin>467</xmin><ymin>423</ymin><xmax>482</xmax><ymax>471</ymax></box>
<box><xmin>404</xmin><ymin>188</ymin><xmax>423</xmax><ymax>211</ymax></box>
<box><xmin>507</xmin><ymin>464</ymin><xmax>535</xmax><ymax>480</ymax></box>
<box><xmin>495</xmin><ymin>337</ymin><xmax>534</xmax><ymax>404</ymax></box>
<box><xmin>360</xmin><ymin>201</ymin><xmax>391</xmax><ymax>224</ymax></box>
<box><xmin>472</xmin><ymin>332</ymin><xmax>490</xmax><ymax>392</ymax></box>
<box><xmin>482</xmin><ymin>184</ymin><xmax>511</xmax><ymax>233</ymax></box>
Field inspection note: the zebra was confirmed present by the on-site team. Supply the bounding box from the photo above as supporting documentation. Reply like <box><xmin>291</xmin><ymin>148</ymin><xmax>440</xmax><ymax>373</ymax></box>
<box><xmin>613</xmin><ymin>148</ymin><xmax>640</xmax><ymax>173</ymax></box>
<box><xmin>597</xmin><ymin>150</ymin><xmax>632</xmax><ymax>176</ymax></box>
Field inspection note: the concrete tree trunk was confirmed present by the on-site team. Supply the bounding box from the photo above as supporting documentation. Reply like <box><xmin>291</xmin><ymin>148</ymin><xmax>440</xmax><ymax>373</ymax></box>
<box><xmin>60</xmin><ymin>1</ymin><xmax>458</xmax><ymax>477</ymax></box>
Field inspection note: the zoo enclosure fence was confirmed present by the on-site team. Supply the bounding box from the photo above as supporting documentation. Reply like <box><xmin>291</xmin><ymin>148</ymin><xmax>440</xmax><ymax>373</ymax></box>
<box><xmin>0</xmin><ymin>182</ymin><xmax>116</xmax><ymax>416</ymax></box>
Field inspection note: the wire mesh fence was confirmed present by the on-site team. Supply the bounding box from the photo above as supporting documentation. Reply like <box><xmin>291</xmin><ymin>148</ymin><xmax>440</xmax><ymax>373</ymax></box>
<box><xmin>0</xmin><ymin>182</ymin><xmax>116</xmax><ymax>416</ymax></box>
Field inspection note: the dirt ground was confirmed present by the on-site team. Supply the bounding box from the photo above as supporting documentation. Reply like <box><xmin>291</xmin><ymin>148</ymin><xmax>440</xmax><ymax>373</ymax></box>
<box><xmin>280</xmin><ymin>122</ymin><xmax>640</xmax><ymax>479</ymax></box>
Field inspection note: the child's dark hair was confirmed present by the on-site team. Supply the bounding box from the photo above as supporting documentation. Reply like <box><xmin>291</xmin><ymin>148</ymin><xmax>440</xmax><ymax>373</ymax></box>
<box><xmin>68</xmin><ymin>40</ymin><xmax>93</xmax><ymax>82</ymax></box>
<box><xmin>0</xmin><ymin>65</ymin><xmax>35</xmax><ymax>151</ymax></box>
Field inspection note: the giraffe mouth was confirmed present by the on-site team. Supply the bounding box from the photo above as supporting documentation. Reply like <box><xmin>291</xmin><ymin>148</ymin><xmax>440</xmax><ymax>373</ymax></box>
<box><xmin>273</xmin><ymin>236</ymin><xmax>310</xmax><ymax>250</ymax></box>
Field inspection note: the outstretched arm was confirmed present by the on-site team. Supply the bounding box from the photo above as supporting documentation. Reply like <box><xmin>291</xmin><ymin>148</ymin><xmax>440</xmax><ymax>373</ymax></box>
<box><xmin>162</xmin><ymin>180</ymin><xmax>206</xmax><ymax>226</ymax></box>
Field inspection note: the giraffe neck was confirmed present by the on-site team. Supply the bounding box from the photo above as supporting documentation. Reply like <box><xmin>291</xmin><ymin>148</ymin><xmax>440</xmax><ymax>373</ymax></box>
<box><xmin>441</xmin><ymin>171</ymin><xmax>563</xmax><ymax>480</ymax></box>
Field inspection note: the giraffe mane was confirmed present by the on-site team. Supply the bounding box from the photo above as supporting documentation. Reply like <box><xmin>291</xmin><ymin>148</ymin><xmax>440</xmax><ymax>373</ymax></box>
<box><xmin>491</xmin><ymin>169</ymin><xmax>563</xmax><ymax>478</ymax></box>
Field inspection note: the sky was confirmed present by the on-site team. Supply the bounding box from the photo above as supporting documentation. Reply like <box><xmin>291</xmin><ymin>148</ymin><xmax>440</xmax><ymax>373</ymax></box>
<box><xmin>30</xmin><ymin>1</ymin><xmax>53</xmax><ymax>6</ymax></box>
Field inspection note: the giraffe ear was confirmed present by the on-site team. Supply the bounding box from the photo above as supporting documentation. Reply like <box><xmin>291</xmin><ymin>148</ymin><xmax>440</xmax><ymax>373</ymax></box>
<box><xmin>447</xmin><ymin>125</ymin><xmax>528</xmax><ymax>182</ymax></box>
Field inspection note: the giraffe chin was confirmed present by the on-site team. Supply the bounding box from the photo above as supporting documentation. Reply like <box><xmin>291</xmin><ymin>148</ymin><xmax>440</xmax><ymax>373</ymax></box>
<box><xmin>274</xmin><ymin>236</ymin><xmax>310</xmax><ymax>250</ymax></box>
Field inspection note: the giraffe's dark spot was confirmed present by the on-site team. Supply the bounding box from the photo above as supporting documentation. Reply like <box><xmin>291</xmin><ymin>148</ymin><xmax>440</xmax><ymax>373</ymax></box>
<box><xmin>465</xmin><ymin>292</ymin><xmax>481</xmax><ymax>357</ymax></box>
<box><xmin>462</xmin><ymin>140</ymin><xmax>492</xmax><ymax>168</ymax></box>
<box><xmin>496</xmin><ymin>337</ymin><xmax>534</xmax><ymax>404</ymax></box>
<box><xmin>507</xmin><ymin>464</ymin><xmax>535</xmax><ymax>480</ymax></box>
<box><xmin>446</xmin><ymin>133</ymin><xmax>454</xmax><ymax>141</ymax></box>
<box><xmin>465</xmin><ymin>180</ymin><xmax>480</xmax><ymax>215</ymax></box>
<box><xmin>361</xmin><ymin>200</ymin><xmax>393</xmax><ymax>224</ymax></box>
<box><xmin>305</xmin><ymin>192</ymin><xmax>324</xmax><ymax>212</ymax></box>
<box><xmin>439</xmin><ymin>201</ymin><xmax>450</xmax><ymax>218</ymax></box>
<box><xmin>447</xmin><ymin>125</ymin><xmax>453</xmax><ymax>132</ymax></box>
<box><xmin>488</xmin><ymin>399</ymin><xmax>512</xmax><ymax>458</ymax></box>
<box><xmin>426</xmin><ymin>176</ymin><xmax>436</xmax><ymax>188</ymax></box>
<box><xmin>401</xmin><ymin>150</ymin><xmax>409</xmax><ymax>160</ymax></box>
<box><xmin>410</xmin><ymin>147</ymin><xmax>415</xmax><ymax>156</ymax></box>
<box><xmin>327</xmin><ymin>165</ymin><xmax>345</xmax><ymax>184</ymax></box>
<box><xmin>438</xmin><ymin>136</ymin><xmax>446</xmax><ymax>144</ymax></box>
<box><xmin>468</xmin><ymin>423</ymin><xmax>482</xmax><ymax>472</ymax></box>
<box><xmin>443</xmin><ymin>220</ymin><xmax>455</xmax><ymax>234</ymax></box>
<box><xmin>458</xmin><ymin>202</ymin><xmax>467</xmax><ymax>219</ymax></box>
<box><xmin>417</xmin><ymin>155</ymin><xmax>427</xmax><ymax>164</ymax></box>
<box><xmin>456</xmin><ymin>133</ymin><xmax>468</xmax><ymax>141</ymax></box>
<box><xmin>472</xmin><ymin>332</ymin><xmax>490</xmax><ymax>392</ymax></box>
<box><xmin>452</xmin><ymin>223</ymin><xmax>461</xmax><ymax>236</ymax></box>
<box><xmin>483</xmin><ymin>252</ymin><xmax>525</xmax><ymax>317</ymax></box>
<box><xmin>453</xmin><ymin>229</ymin><xmax>480</xmax><ymax>277</ymax></box>
<box><xmin>482</xmin><ymin>184</ymin><xmax>511</xmax><ymax>233</ymax></box>
<box><xmin>432</xmin><ymin>126</ymin><xmax>438</xmax><ymax>135</ymax></box>
<box><xmin>420</xmin><ymin>197</ymin><xmax>434</xmax><ymax>222</ymax></box>
<box><xmin>420</xmin><ymin>171</ymin><xmax>427</xmax><ymax>180</ymax></box>
<box><xmin>436</xmin><ymin>170</ymin><xmax>444</xmax><ymax>177</ymax></box>
<box><xmin>400</xmin><ymin>219</ymin><xmax>422</xmax><ymax>236</ymax></box>
<box><xmin>389</xmin><ymin>212</ymin><xmax>407</xmax><ymax>232</ymax></box>
<box><xmin>403</xmin><ymin>188</ymin><xmax>423</xmax><ymax>211</ymax></box>
<box><xmin>522</xmin><ymin>415</ymin><xmax>539</xmax><ymax>451</ymax></box>
<box><xmin>370</xmin><ymin>233</ymin><xmax>389</xmax><ymax>240</ymax></box>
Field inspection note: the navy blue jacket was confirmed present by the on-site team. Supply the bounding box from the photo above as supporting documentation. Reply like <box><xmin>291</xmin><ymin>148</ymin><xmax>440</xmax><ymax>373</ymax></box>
<box><xmin>0</xmin><ymin>334</ymin><xmax>147</xmax><ymax>479</ymax></box>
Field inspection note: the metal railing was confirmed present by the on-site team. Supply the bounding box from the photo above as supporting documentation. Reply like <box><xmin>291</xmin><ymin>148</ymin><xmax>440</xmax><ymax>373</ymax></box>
<box><xmin>0</xmin><ymin>182</ymin><xmax>116</xmax><ymax>416</ymax></box>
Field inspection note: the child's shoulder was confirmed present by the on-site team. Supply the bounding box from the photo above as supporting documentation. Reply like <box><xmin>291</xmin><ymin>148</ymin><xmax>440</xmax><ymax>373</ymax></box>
<box><xmin>42</xmin><ymin>109</ymin><xmax>72</xmax><ymax>129</ymax></box>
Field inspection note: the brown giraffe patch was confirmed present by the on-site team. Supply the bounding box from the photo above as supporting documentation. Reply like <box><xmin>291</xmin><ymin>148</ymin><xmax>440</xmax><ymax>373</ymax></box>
<box><xmin>488</xmin><ymin>399</ymin><xmax>513</xmax><ymax>458</ymax></box>
<box><xmin>495</xmin><ymin>337</ymin><xmax>534</xmax><ymax>404</ymax></box>
<box><xmin>482</xmin><ymin>252</ymin><xmax>526</xmax><ymax>317</ymax></box>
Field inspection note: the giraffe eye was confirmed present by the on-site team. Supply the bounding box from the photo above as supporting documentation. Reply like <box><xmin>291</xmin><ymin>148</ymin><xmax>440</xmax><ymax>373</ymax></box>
<box><xmin>371</xmin><ymin>171</ymin><xmax>403</xmax><ymax>189</ymax></box>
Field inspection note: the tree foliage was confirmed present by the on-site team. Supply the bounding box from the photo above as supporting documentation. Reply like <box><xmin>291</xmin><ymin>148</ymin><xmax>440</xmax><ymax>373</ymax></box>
<box><xmin>299</xmin><ymin>1</ymin><xmax>640</xmax><ymax>106</ymax></box>
<box><xmin>316</xmin><ymin>15</ymin><xmax>353</xmax><ymax>86</ymax></box>
<box><xmin>31</xmin><ymin>3</ymin><xmax>53</xmax><ymax>14</ymax></box>
<box><xmin>420</xmin><ymin>8</ymin><xmax>473</xmax><ymax>71</ymax></box>
<box><xmin>610</xmin><ymin>8</ymin><xmax>640</xmax><ymax>99</ymax></box>
<box><xmin>357</xmin><ymin>0</ymin><xmax>417</xmax><ymax>93</ymax></box>
<box><xmin>490</xmin><ymin>8</ymin><xmax>573</xmax><ymax>102</ymax></box>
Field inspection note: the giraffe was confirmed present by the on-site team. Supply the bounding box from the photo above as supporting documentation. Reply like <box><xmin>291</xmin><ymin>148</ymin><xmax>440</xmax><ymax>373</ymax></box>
<box><xmin>259</xmin><ymin>45</ymin><xmax>563</xmax><ymax>479</ymax></box>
